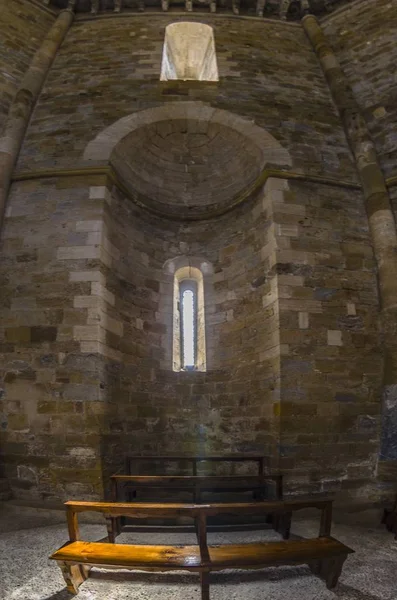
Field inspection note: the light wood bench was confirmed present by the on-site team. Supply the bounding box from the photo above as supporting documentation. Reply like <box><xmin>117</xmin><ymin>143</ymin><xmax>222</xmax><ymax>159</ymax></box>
<box><xmin>50</xmin><ymin>498</ymin><xmax>353</xmax><ymax>598</ymax></box>
<box><xmin>111</xmin><ymin>474</ymin><xmax>283</xmax><ymax>537</ymax></box>
<box><xmin>107</xmin><ymin>495</ymin><xmax>332</xmax><ymax>542</ymax></box>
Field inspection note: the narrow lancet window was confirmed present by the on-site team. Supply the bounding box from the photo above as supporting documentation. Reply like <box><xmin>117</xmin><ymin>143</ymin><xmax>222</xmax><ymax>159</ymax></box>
<box><xmin>160</xmin><ymin>22</ymin><xmax>219</xmax><ymax>82</ymax></box>
<box><xmin>173</xmin><ymin>267</ymin><xmax>206</xmax><ymax>372</ymax></box>
<box><xmin>180</xmin><ymin>281</ymin><xmax>197</xmax><ymax>370</ymax></box>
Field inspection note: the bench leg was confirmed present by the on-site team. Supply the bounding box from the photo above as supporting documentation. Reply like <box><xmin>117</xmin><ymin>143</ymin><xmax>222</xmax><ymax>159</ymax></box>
<box><xmin>200</xmin><ymin>571</ymin><xmax>210</xmax><ymax>600</ymax></box>
<box><xmin>265</xmin><ymin>513</ymin><xmax>273</xmax><ymax>524</ymax></box>
<box><xmin>253</xmin><ymin>489</ymin><xmax>265</xmax><ymax>501</ymax></box>
<box><xmin>326</xmin><ymin>555</ymin><xmax>347</xmax><ymax>589</ymax></box>
<box><xmin>58</xmin><ymin>562</ymin><xmax>89</xmax><ymax>594</ymax></box>
<box><xmin>116</xmin><ymin>516</ymin><xmax>122</xmax><ymax>536</ymax></box>
<box><xmin>383</xmin><ymin>508</ymin><xmax>397</xmax><ymax>538</ymax></box>
<box><xmin>310</xmin><ymin>555</ymin><xmax>347</xmax><ymax>590</ymax></box>
<box><xmin>273</xmin><ymin>513</ymin><xmax>291</xmax><ymax>539</ymax></box>
<box><xmin>308</xmin><ymin>559</ymin><xmax>322</xmax><ymax>576</ymax></box>
<box><xmin>106</xmin><ymin>516</ymin><xmax>116</xmax><ymax>543</ymax></box>
<box><xmin>271</xmin><ymin>514</ymin><xmax>280</xmax><ymax>532</ymax></box>
<box><xmin>280</xmin><ymin>512</ymin><xmax>291</xmax><ymax>539</ymax></box>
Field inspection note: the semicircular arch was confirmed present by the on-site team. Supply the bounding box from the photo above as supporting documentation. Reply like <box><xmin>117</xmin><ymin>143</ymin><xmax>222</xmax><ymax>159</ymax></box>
<box><xmin>83</xmin><ymin>102</ymin><xmax>292</xmax><ymax>219</ymax></box>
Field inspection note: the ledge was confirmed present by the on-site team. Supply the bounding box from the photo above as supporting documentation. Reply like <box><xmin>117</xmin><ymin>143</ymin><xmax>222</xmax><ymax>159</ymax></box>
<box><xmin>12</xmin><ymin>165</ymin><xmax>362</xmax><ymax>221</ymax></box>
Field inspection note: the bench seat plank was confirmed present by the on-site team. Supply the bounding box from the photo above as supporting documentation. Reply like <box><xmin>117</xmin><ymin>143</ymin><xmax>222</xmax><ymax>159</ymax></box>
<box><xmin>51</xmin><ymin>537</ymin><xmax>352</xmax><ymax>571</ymax></box>
<box><xmin>51</xmin><ymin>542</ymin><xmax>202</xmax><ymax>570</ymax></box>
<box><xmin>66</xmin><ymin>499</ymin><xmax>332</xmax><ymax>518</ymax></box>
<box><xmin>208</xmin><ymin>537</ymin><xmax>353</xmax><ymax>568</ymax></box>
<box><xmin>113</xmin><ymin>476</ymin><xmax>280</xmax><ymax>483</ymax></box>
<box><xmin>126</xmin><ymin>455</ymin><xmax>265</xmax><ymax>463</ymax></box>
<box><xmin>113</xmin><ymin>475</ymin><xmax>279</xmax><ymax>489</ymax></box>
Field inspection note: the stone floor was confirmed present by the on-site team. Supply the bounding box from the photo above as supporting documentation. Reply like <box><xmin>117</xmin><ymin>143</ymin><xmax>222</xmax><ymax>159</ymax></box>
<box><xmin>0</xmin><ymin>505</ymin><xmax>396</xmax><ymax>600</ymax></box>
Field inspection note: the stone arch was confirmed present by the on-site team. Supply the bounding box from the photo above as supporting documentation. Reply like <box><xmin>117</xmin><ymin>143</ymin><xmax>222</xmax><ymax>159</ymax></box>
<box><xmin>84</xmin><ymin>102</ymin><xmax>291</xmax><ymax>166</ymax></box>
<box><xmin>83</xmin><ymin>102</ymin><xmax>292</xmax><ymax>219</ymax></box>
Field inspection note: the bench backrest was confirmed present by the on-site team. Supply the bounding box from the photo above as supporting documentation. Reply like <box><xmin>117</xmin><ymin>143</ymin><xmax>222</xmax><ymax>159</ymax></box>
<box><xmin>111</xmin><ymin>474</ymin><xmax>283</xmax><ymax>500</ymax></box>
<box><xmin>65</xmin><ymin>498</ymin><xmax>333</xmax><ymax>541</ymax></box>
<box><xmin>125</xmin><ymin>455</ymin><xmax>269</xmax><ymax>477</ymax></box>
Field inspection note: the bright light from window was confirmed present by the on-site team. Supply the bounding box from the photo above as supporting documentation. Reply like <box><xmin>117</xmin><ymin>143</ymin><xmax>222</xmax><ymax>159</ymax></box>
<box><xmin>160</xmin><ymin>23</ymin><xmax>219</xmax><ymax>82</ymax></box>
<box><xmin>182</xmin><ymin>289</ymin><xmax>195</xmax><ymax>368</ymax></box>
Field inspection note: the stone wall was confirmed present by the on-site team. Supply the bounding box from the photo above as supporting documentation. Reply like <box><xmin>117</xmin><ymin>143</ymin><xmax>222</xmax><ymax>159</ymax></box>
<box><xmin>275</xmin><ymin>180</ymin><xmax>381</xmax><ymax>501</ymax></box>
<box><xmin>0</xmin><ymin>173</ymin><xmax>382</xmax><ymax>503</ymax></box>
<box><xmin>0</xmin><ymin>174</ymin><xmax>282</xmax><ymax>500</ymax></box>
<box><xmin>17</xmin><ymin>14</ymin><xmax>357</xmax><ymax>183</ymax></box>
<box><xmin>322</xmin><ymin>0</ymin><xmax>397</xmax><ymax>180</ymax></box>
<box><xmin>0</xmin><ymin>0</ymin><xmax>55</xmax><ymax>132</ymax></box>
<box><xmin>99</xmin><ymin>180</ymin><xmax>281</xmax><ymax>488</ymax></box>
<box><xmin>0</xmin><ymin>8</ymin><xmax>388</xmax><ymax>505</ymax></box>
<box><xmin>0</xmin><ymin>176</ymin><xmax>107</xmax><ymax>500</ymax></box>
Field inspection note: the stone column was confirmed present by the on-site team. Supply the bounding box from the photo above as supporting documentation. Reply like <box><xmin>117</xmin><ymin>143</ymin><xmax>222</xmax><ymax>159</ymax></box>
<box><xmin>0</xmin><ymin>6</ymin><xmax>75</xmax><ymax>232</ymax></box>
<box><xmin>303</xmin><ymin>14</ymin><xmax>397</xmax><ymax>478</ymax></box>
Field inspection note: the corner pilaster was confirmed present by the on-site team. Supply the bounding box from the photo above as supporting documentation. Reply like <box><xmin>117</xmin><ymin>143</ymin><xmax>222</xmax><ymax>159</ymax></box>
<box><xmin>302</xmin><ymin>14</ymin><xmax>397</xmax><ymax>480</ymax></box>
<box><xmin>0</xmin><ymin>6</ymin><xmax>75</xmax><ymax>233</ymax></box>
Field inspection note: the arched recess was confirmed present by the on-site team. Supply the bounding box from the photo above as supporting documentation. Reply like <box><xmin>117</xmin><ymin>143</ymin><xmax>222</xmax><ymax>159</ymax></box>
<box><xmin>83</xmin><ymin>102</ymin><xmax>292</xmax><ymax>220</ymax></box>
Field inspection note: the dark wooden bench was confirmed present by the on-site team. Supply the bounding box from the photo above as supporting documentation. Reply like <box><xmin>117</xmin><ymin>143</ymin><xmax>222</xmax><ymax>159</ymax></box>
<box><xmin>125</xmin><ymin>454</ymin><xmax>270</xmax><ymax>477</ymax></box>
<box><xmin>122</xmin><ymin>454</ymin><xmax>281</xmax><ymax>502</ymax></box>
<box><xmin>382</xmin><ymin>494</ymin><xmax>397</xmax><ymax>538</ymax></box>
<box><xmin>50</xmin><ymin>498</ymin><xmax>353</xmax><ymax>598</ymax></box>
<box><xmin>111</xmin><ymin>474</ymin><xmax>283</xmax><ymax>504</ymax></box>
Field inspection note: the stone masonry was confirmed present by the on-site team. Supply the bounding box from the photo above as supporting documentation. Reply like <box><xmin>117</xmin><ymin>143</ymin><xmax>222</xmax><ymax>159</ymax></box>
<box><xmin>0</xmin><ymin>0</ymin><xmax>55</xmax><ymax>131</ymax></box>
<box><xmin>0</xmin><ymin>0</ymin><xmax>396</xmax><ymax>507</ymax></box>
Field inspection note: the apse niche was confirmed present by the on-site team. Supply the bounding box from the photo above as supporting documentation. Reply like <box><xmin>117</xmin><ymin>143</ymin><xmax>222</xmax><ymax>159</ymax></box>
<box><xmin>83</xmin><ymin>102</ymin><xmax>292</xmax><ymax>473</ymax></box>
<box><xmin>100</xmin><ymin>102</ymin><xmax>292</xmax><ymax>219</ymax></box>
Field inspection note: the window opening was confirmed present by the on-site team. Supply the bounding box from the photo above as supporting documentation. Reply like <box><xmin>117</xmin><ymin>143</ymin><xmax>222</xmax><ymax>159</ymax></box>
<box><xmin>180</xmin><ymin>280</ymin><xmax>197</xmax><ymax>370</ymax></box>
<box><xmin>160</xmin><ymin>22</ymin><xmax>219</xmax><ymax>82</ymax></box>
<box><xmin>173</xmin><ymin>266</ymin><xmax>206</xmax><ymax>372</ymax></box>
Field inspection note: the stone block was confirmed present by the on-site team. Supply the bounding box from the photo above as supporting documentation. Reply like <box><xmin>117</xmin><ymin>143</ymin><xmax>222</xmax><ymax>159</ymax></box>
<box><xmin>327</xmin><ymin>330</ymin><xmax>343</xmax><ymax>346</ymax></box>
<box><xmin>76</xmin><ymin>220</ymin><xmax>104</xmax><ymax>233</ymax></box>
<box><xmin>298</xmin><ymin>311</ymin><xmax>309</xmax><ymax>329</ymax></box>
<box><xmin>73</xmin><ymin>295</ymin><xmax>101</xmax><ymax>309</ymax></box>
<box><xmin>69</xmin><ymin>270</ymin><xmax>105</xmax><ymax>283</ymax></box>
<box><xmin>8</xmin><ymin>414</ymin><xmax>29</xmax><ymax>431</ymax></box>
<box><xmin>73</xmin><ymin>325</ymin><xmax>106</xmax><ymax>343</ymax></box>
<box><xmin>37</xmin><ymin>400</ymin><xmax>57</xmax><ymax>414</ymax></box>
<box><xmin>57</xmin><ymin>246</ymin><xmax>101</xmax><ymax>260</ymax></box>
<box><xmin>91</xmin><ymin>282</ymin><xmax>115</xmax><ymax>306</ymax></box>
<box><xmin>5</xmin><ymin>327</ymin><xmax>31</xmax><ymax>343</ymax></box>
<box><xmin>31</xmin><ymin>326</ymin><xmax>57</xmax><ymax>343</ymax></box>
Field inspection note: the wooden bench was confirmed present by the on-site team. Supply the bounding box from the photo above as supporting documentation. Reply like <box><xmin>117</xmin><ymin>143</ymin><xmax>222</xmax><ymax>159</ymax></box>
<box><xmin>108</xmin><ymin>495</ymin><xmax>333</xmax><ymax>542</ymax></box>
<box><xmin>122</xmin><ymin>455</ymin><xmax>281</xmax><ymax>502</ymax></box>
<box><xmin>125</xmin><ymin>454</ymin><xmax>269</xmax><ymax>477</ymax></box>
<box><xmin>111</xmin><ymin>474</ymin><xmax>283</xmax><ymax>504</ymax></box>
<box><xmin>50</xmin><ymin>498</ymin><xmax>353</xmax><ymax>598</ymax></box>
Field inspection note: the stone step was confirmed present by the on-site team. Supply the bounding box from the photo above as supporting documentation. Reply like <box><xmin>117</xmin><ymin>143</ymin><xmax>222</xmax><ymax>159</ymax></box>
<box><xmin>0</xmin><ymin>478</ymin><xmax>13</xmax><ymax>501</ymax></box>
